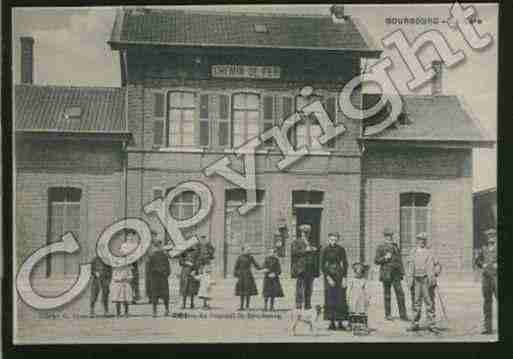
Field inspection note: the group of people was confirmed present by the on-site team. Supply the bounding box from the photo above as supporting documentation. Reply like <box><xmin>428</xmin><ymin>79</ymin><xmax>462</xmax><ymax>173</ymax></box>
<box><xmin>289</xmin><ymin>225</ymin><xmax>370</xmax><ymax>331</ymax></box>
<box><xmin>89</xmin><ymin>230</ymin><xmax>214</xmax><ymax>318</ymax></box>
<box><xmin>88</xmin><ymin>223</ymin><xmax>498</xmax><ymax>335</ymax></box>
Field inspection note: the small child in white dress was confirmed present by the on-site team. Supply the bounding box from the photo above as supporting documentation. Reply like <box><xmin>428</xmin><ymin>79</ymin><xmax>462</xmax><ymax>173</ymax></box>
<box><xmin>196</xmin><ymin>266</ymin><xmax>215</xmax><ymax>309</ymax></box>
<box><xmin>347</xmin><ymin>262</ymin><xmax>371</xmax><ymax>335</ymax></box>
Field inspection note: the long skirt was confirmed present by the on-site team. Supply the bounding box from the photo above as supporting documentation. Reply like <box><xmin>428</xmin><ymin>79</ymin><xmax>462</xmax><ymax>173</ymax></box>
<box><xmin>150</xmin><ymin>273</ymin><xmax>169</xmax><ymax>300</ymax></box>
<box><xmin>179</xmin><ymin>268</ymin><xmax>199</xmax><ymax>297</ymax></box>
<box><xmin>235</xmin><ymin>271</ymin><xmax>258</xmax><ymax>297</ymax></box>
<box><xmin>262</xmin><ymin>276</ymin><xmax>284</xmax><ymax>298</ymax></box>
<box><xmin>323</xmin><ymin>278</ymin><xmax>348</xmax><ymax>321</ymax></box>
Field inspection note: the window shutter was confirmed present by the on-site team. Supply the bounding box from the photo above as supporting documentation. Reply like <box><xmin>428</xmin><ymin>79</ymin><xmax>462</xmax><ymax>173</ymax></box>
<box><xmin>325</xmin><ymin>97</ymin><xmax>337</xmax><ymax>149</ymax></box>
<box><xmin>218</xmin><ymin>94</ymin><xmax>230</xmax><ymax>147</ymax></box>
<box><xmin>263</xmin><ymin>95</ymin><xmax>275</xmax><ymax>147</ymax></box>
<box><xmin>153</xmin><ymin>92</ymin><xmax>166</xmax><ymax>147</ymax></box>
<box><xmin>199</xmin><ymin>94</ymin><xmax>210</xmax><ymax>147</ymax></box>
<box><xmin>282</xmin><ymin>96</ymin><xmax>294</xmax><ymax>146</ymax></box>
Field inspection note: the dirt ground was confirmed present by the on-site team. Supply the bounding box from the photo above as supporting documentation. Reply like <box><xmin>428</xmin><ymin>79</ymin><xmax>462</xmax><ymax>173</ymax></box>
<box><xmin>13</xmin><ymin>277</ymin><xmax>498</xmax><ymax>344</ymax></box>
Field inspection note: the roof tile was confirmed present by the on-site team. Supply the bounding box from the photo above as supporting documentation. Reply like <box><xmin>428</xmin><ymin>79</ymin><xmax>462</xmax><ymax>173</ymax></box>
<box><xmin>15</xmin><ymin>84</ymin><xmax>126</xmax><ymax>133</ymax></box>
<box><xmin>362</xmin><ymin>95</ymin><xmax>493</xmax><ymax>143</ymax></box>
<box><xmin>113</xmin><ymin>9</ymin><xmax>374</xmax><ymax>51</ymax></box>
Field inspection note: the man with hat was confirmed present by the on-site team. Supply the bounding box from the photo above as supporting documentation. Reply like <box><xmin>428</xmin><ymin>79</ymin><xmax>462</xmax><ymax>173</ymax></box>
<box><xmin>475</xmin><ymin>228</ymin><xmax>497</xmax><ymax>334</ymax></box>
<box><xmin>406</xmin><ymin>232</ymin><xmax>437</xmax><ymax>332</ymax></box>
<box><xmin>147</xmin><ymin>234</ymin><xmax>171</xmax><ymax>317</ymax></box>
<box><xmin>89</xmin><ymin>253</ymin><xmax>112</xmax><ymax>318</ymax></box>
<box><xmin>374</xmin><ymin>227</ymin><xmax>409</xmax><ymax>321</ymax></box>
<box><xmin>144</xmin><ymin>230</ymin><xmax>159</xmax><ymax>303</ymax></box>
<box><xmin>291</xmin><ymin>224</ymin><xmax>319</xmax><ymax>310</ymax></box>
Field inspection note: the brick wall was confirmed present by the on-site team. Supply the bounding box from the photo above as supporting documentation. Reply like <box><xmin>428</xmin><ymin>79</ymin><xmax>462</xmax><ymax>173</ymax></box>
<box><xmin>15</xmin><ymin>140</ymin><xmax>124</xmax><ymax>276</ymax></box>
<box><xmin>124</xmin><ymin>71</ymin><xmax>365</xmax><ymax>277</ymax></box>
<box><xmin>129</xmin><ymin>163</ymin><xmax>362</xmax><ymax>278</ymax></box>
<box><xmin>126</xmin><ymin>77</ymin><xmax>362</xmax><ymax>156</ymax></box>
<box><xmin>363</xmin><ymin>146</ymin><xmax>474</xmax><ymax>275</ymax></box>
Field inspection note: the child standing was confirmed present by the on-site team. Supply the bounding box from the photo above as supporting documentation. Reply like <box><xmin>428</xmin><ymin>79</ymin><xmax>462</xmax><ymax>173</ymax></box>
<box><xmin>347</xmin><ymin>262</ymin><xmax>371</xmax><ymax>335</ymax></box>
<box><xmin>196</xmin><ymin>266</ymin><xmax>215</xmax><ymax>309</ymax></box>
<box><xmin>110</xmin><ymin>229</ymin><xmax>137</xmax><ymax>318</ymax></box>
<box><xmin>262</xmin><ymin>248</ymin><xmax>284</xmax><ymax>311</ymax></box>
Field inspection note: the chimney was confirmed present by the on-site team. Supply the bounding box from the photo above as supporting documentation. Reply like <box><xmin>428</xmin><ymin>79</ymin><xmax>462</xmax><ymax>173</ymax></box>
<box><xmin>330</xmin><ymin>5</ymin><xmax>348</xmax><ymax>24</ymax></box>
<box><xmin>20</xmin><ymin>36</ymin><xmax>34</xmax><ymax>84</ymax></box>
<box><xmin>431</xmin><ymin>60</ymin><xmax>442</xmax><ymax>96</ymax></box>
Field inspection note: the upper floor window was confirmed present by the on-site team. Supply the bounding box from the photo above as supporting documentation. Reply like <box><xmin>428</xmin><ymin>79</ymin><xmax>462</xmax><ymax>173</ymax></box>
<box><xmin>168</xmin><ymin>91</ymin><xmax>196</xmax><ymax>146</ymax></box>
<box><xmin>295</xmin><ymin>94</ymin><xmax>324</xmax><ymax>150</ymax></box>
<box><xmin>400</xmin><ymin>192</ymin><xmax>431</xmax><ymax>256</ymax></box>
<box><xmin>293</xmin><ymin>94</ymin><xmax>337</xmax><ymax>150</ymax></box>
<box><xmin>232</xmin><ymin>93</ymin><xmax>260</xmax><ymax>148</ymax></box>
<box><xmin>151</xmin><ymin>90</ymin><xmax>336</xmax><ymax>151</ymax></box>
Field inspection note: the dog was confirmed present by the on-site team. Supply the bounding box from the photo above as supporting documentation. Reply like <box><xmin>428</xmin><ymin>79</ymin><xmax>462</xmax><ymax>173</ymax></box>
<box><xmin>290</xmin><ymin>305</ymin><xmax>323</xmax><ymax>336</ymax></box>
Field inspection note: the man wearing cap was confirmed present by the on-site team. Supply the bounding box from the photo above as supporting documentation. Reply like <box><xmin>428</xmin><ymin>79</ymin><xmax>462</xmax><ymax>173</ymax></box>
<box><xmin>406</xmin><ymin>232</ymin><xmax>437</xmax><ymax>332</ymax></box>
<box><xmin>147</xmin><ymin>236</ymin><xmax>171</xmax><ymax>317</ymax></box>
<box><xmin>374</xmin><ymin>227</ymin><xmax>409</xmax><ymax>321</ymax></box>
<box><xmin>144</xmin><ymin>230</ymin><xmax>159</xmax><ymax>303</ymax></box>
<box><xmin>89</xmin><ymin>254</ymin><xmax>112</xmax><ymax>318</ymax></box>
<box><xmin>475</xmin><ymin>228</ymin><xmax>497</xmax><ymax>334</ymax></box>
<box><xmin>291</xmin><ymin>224</ymin><xmax>318</xmax><ymax>310</ymax></box>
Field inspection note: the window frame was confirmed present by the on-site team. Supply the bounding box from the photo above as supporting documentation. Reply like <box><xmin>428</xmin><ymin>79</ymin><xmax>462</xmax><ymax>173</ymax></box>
<box><xmin>294</xmin><ymin>94</ymin><xmax>324</xmax><ymax>150</ymax></box>
<box><xmin>167</xmin><ymin>91</ymin><xmax>197</xmax><ymax>147</ymax></box>
<box><xmin>231</xmin><ymin>92</ymin><xmax>261</xmax><ymax>148</ymax></box>
<box><xmin>399</xmin><ymin>192</ymin><xmax>432</xmax><ymax>255</ymax></box>
<box><xmin>225</xmin><ymin>188</ymin><xmax>266</xmax><ymax>252</ymax></box>
<box><xmin>46</xmin><ymin>187</ymin><xmax>82</xmax><ymax>277</ymax></box>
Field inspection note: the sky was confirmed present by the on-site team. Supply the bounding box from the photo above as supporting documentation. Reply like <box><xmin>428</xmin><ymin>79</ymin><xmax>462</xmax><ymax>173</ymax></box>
<box><xmin>12</xmin><ymin>4</ymin><xmax>498</xmax><ymax>191</ymax></box>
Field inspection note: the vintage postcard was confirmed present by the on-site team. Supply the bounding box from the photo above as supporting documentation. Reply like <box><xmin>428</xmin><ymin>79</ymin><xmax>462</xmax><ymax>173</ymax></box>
<box><xmin>11</xmin><ymin>3</ymin><xmax>497</xmax><ymax>344</ymax></box>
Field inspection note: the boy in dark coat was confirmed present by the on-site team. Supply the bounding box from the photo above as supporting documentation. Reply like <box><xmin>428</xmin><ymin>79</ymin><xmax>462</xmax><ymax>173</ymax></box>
<box><xmin>291</xmin><ymin>224</ymin><xmax>318</xmax><ymax>310</ymax></box>
<box><xmin>262</xmin><ymin>247</ymin><xmax>284</xmax><ymax>311</ymax></box>
<box><xmin>234</xmin><ymin>245</ymin><xmax>262</xmax><ymax>310</ymax></box>
<box><xmin>89</xmin><ymin>255</ymin><xmax>112</xmax><ymax>317</ymax></box>
<box><xmin>320</xmin><ymin>232</ymin><xmax>349</xmax><ymax>330</ymax></box>
<box><xmin>179</xmin><ymin>248</ymin><xmax>200</xmax><ymax>309</ymax></box>
<box><xmin>148</xmin><ymin>239</ymin><xmax>171</xmax><ymax>317</ymax></box>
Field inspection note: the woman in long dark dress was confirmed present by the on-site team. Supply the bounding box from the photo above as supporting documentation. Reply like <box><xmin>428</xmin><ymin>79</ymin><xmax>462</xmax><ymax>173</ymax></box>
<box><xmin>320</xmin><ymin>232</ymin><xmax>349</xmax><ymax>330</ymax></box>
<box><xmin>179</xmin><ymin>249</ymin><xmax>199</xmax><ymax>309</ymax></box>
<box><xmin>262</xmin><ymin>247</ymin><xmax>284</xmax><ymax>311</ymax></box>
<box><xmin>234</xmin><ymin>245</ymin><xmax>261</xmax><ymax>310</ymax></box>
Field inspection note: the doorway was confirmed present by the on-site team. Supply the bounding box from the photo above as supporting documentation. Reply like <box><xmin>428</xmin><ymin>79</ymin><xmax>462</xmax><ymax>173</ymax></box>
<box><xmin>294</xmin><ymin>207</ymin><xmax>322</xmax><ymax>277</ymax></box>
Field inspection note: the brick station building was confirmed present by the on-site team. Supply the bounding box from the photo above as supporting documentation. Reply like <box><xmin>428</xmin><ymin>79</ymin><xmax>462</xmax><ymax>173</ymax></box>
<box><xmin>15</xmin><ymin>7</ymin><xmax>494</xmax><ymax>290</ymax></box>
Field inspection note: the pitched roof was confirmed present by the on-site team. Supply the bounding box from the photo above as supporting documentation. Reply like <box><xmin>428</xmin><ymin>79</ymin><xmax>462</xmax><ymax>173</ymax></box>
<box><xmin>361</xmin><ymin>95</ymin><xmax>495</xmax><ymax>146</ymax></box>
<box><xmin>109</xmin><ymin>8</ymin><xmax>378</xmax><ymax>52</ymax></box>
<box><xmin>15</xmin><ymin>84</ymin><xmax>127</xmax><ymax>133</ymax></box>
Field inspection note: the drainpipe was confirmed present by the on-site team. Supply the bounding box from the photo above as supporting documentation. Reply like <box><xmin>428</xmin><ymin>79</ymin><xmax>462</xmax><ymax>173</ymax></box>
<box><xmin>123</xmin><ymin>140</ymin><xmax>128</xmax><ymax>220</ymax></box>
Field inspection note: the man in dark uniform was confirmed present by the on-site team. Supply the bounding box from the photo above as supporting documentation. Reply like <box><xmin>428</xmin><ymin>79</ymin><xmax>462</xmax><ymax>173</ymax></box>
<box><xmin>374</xmin><ymin>227</ymin><xmax>409</xmax><ymax>321</ymax></box>
<box><xmin>148</xmin><ymin>237</ymin><xmax>171</xmax><ymax>317</ymax></box>
<box><xmin>145</xmin><ymin>230</ymin><xmax>158</xmax><ymax>303</ymax></box>
<box><xmin>291</xmin><ymin>224</ymin><xmax>318</xmax><ymax>310</ymax></box>
<box><xmin>475</xmin><ymin>228</ymin><xmax>497</xmax><ymax>334</ymax></box>
<box><xmin>89</xmin><ymin>255</ymin><xmax>112</xmax><ymax>317</ymax></box>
